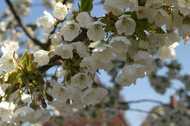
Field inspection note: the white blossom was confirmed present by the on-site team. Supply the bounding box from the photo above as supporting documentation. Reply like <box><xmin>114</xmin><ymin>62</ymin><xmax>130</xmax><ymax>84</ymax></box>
<box><xmin>82</xmin><ymin>87</ymin><xmax>108</xmax><ymax>105</ymax></box>
<box><xmin>15</xmin><ymin>109</ymin><xmax>50</xmax><ymax>123</ymax></box>
<box><xmin>116</xmin><ymin>64</ymin><xmax>146</xmax><ymax>85</ymax></box>
<box><xmin>80</xmin><ymin>49</ymin><xmax>113</xmax><ymax>72</ymax></box>
<box><xmin>61</xmin><ymin>21</ymin><xmax>80</xmax><ymax>41</ymax></box>
<box><xmin>49</xmin><ymin>85</ymin><xmax>84</xmax><ymax>117</ymax></box>
<box><xmin>87</xmin><ymin>21</ymin><xmax>105</xmax><ymax>41</ymax></box>
<box><xmin>76</xmin><ymin>12</ymin><xmax>93</xmax><ymax>28</ymax></box>
<box><xmin>138</xmin><ymin>7</ymin><xmax>158</xmax><ymax>23</ymax></box>
<box><xmin>54</xmin><ymin>44</ymin><xmax>73</xmax><ymax>59</ymax></box>
<box><xmin>178</xmin><ymin>0</ymin><xmax>190</xmax><ymax>16</ymax></box>
<box><xmin>153</xmin><ymin>9</ymin><xmax>171</xmax><ymax>28</ymax></box>
<box><xmin>159</xmin><ymin>42</ymin><xmax>179</xmax><ymax>60</ymax></box>
<box><xmin>0</xmin><ymin>102</ymin><xmax>16</xmax><ymax>122</ymax></box>
<box><xmin>1</xmin><ymin>41</ymin><xmax>19</xmax><ymax>57</ymax></box>
<box><xmin>0</xmin><ymin>21</ymin><xmax>6</xmax><ymax>32</ymax></box>
<box><xmin>147</xmin><ymin>33</ymin><xmax>166</xmax><ymax>49</ymax></box>
<box><xmin>104</xmin><ymin>0</ymin><xmax>138</xmax><ymax>15</ymax></box>
<box><xmin>145</xmin><ymin>0</ymin><xmax>163</xmax><ymax>8</ymax></box>
<box><xmin>50</xmin><ymin>32</ymin><xmax>63</xmax><ymax>45</ymax></box>
<box><xmin>72</xmin><ymin>42</ymin><xmax>89</xmax><ymax>57</ymax></box>
<box><xmin>36</xmin><ymin>11</ymin><xmax>56</xmax><ymax>32</ymax></box>
<box><xmin>70</xmin><ymin>72</ymin><xmax>93</xmax><ymax>90</ymax></box>
<box><xmin>0</xmin><ymin>41</ymin><xmax>19</xmax><ymax>73</ymax></box>
<box><xmin>80</xmin><ymin>56</ymin><xmax>98</xmax><ymax>73</ymax></box>
<box><xmin>14</xmin><ymin>107</ymin><xmax>34</xmax><ymax>120</ymax></box>
<box><xmin>164</xmin><ymin>33</ymin><xmax>180</xmax><ymax>46</ymax></box>
<box><xmin>134</xmin><ymin>51</ymin><xmax>153</xmax><ymax>64</ymax></box>
<box><xmin>53</xmin><ymin>2</ymin><xmax>68</xmax><ymax>20</ymax></box>
<box><xmin>110</xmin><ymin>36</ymin><xmax>131</xmax><ymax>60</ymax></box>
<box><xmin>0</xmin><ymin>56</ymin><xmax>16</xmax><ymax>73</ymax></box>
<box><xmin>21</xmin><ymin>93</ymin><xmax>31</xmax><ymax>104</ymax></box>
<box><xmin>115</xmin><ymin>15</ymin><xmax>136</xmax><ymax>36</ymax></box>
<box><xmin>33</xmin><ymin>50</ymin><xmax>49</xmax><ymax>66</ymax></box>
<box><xmin>47</xmin><ymin>81</ymin><xmax>64</xmax><ymax>100</ymax></box>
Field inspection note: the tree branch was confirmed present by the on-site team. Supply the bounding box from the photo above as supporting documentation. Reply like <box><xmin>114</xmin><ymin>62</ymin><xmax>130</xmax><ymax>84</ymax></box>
<box><xmin>5</xmin><ymin>0</ymin><xmax>50</xmax><ymax>50</ymax></box>
<box><xmin>127</xmin><ymin>99</ymin><xmax>168</xmax><ymax>106</ymax></box>
<box><xmin>128</xmin><ymin>108</ymin><xmax>162</xmax><ymax>117</ymax></box>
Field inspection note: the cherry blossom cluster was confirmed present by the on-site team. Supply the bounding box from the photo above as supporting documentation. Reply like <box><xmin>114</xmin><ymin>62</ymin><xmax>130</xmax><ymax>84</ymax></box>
<box><xmin>0</xmin><ymin>0</ymin><xmax>190</xmax><ymax>125</ymax></box>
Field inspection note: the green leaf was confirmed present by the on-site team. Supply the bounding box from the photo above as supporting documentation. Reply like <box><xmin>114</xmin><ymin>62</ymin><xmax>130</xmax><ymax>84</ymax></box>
<box><xmin>79</xmin><ymin>0</ymin><xmax>93</xmax><ymax>12</ymax></box>
<box><xmin>19</xmin><ymin>51</ymin><xmax>36</xmax><ymax>72</ymax></box>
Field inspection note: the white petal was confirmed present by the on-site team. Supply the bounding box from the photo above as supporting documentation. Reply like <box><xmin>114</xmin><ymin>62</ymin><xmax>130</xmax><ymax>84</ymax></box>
<box><xmin>36</xmin><ymin>11</ymin><xmax>56</xmax><ymax>32</ymax></box>
<box><xmin>33</xmin><ymin>50</ymin><xmax>49</xmax><ymax>66</ymax></box>
<box><xmin>87</xmin><ymin>21</ymin><xmax>105</xmax><ymax>41</ymax></box>
<box><xmin>61</xmin><ymin>21</ymin><xmax>80</xmax><ymax>41</ymax></box>
<box><xmin>54</xmin><ymin>44</ymin><xmax>73</xmax><ymax>59</ymax></box>
<box><xmin>53</xmin><ymin>2</ymin><xmax>68</xmax><ymax>20</ymax></box>
<box><xmin>76</xmin><ymin>12</ymin><xmax>93</xmax><ymax>28</ymax></box>
<box><xmin>115</xmin><ymin>15</ymin><xmax>136</xmax><ymax>35</ymax></box>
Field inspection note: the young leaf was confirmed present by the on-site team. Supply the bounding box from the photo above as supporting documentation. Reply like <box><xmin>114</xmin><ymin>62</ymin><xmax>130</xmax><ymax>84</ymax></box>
<box><xmin>79</xmin><ymin>0</ymin><xmax>93</xmax><ymax>12</ymax></box>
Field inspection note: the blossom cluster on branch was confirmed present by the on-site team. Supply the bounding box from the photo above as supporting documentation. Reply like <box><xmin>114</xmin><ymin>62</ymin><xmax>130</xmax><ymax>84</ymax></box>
<box><xmin>0</xmin><ymin>0</ymin><xmax>190</xmax><ymax>125</ymax></box>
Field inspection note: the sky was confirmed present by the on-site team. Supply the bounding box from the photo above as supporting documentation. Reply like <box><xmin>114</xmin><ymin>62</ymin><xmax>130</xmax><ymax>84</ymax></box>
<box><xmin>1</xmin><ymin>1</ymin><xmax>190</xmax><ymax>126</ymax></box>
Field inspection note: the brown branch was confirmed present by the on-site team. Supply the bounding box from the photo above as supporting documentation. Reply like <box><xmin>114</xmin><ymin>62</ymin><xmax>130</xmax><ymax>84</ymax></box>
<box><xmin>127</xmin><ymin>99</ymin><xmax>169</xmax><ymax>106</ymax></box>
<box><xmin>5</xmin><ymin>0</ymin><xmax>50</xmax><ymax>50</ymax></box>
<box><xmin>128</xmin><ymin>108</ymin><xmax>162</xmax><ymax>117</ymax></box>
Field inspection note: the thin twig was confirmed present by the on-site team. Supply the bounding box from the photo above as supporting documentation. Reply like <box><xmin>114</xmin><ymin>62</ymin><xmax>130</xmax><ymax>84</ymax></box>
<box><xmin>128</xmin><ymin>108</ymin><xmax>162</xmax><ymax>117</ymax></box>
<box><xmin>128</xmin><ymin>108</ymin><xmax>151</xmax><ymax>114</ymax></box>
<box><xmin>127</xmin><ymin>99</ymin><xmax>168</xmax><ymax>106</ymax></box>
<box><xmin>5</xmin><ymin>0</ymin><xmax>50</xmax><ymax>50</ymax></box>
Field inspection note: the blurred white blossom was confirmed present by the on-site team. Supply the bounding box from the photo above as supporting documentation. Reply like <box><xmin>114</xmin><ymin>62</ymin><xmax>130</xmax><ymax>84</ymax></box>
<box><xmin>33</xmin><ymin>50</ymin><xmax>49</xmax><ymax>66</ymax></box>
<box><xmin>115</xmin><ymin>15</ymin><xmax>136</xmax><ymax>36</ymax></box>
<box><xmin>116</xmin><ymin>64</ymin><xmax>146</xmax><ymax>85</ymax></box>
<box><xmin>159</xmin><ymin>42</ymin><xmax>179</xmax><ymax>60</ymax></box>
<box><xmin>54</xmin><ymin>44</ymin><xmax>73</xmax><ymax>59</ymax></box>
<box><xmin>87</xmin><ymin>21</ymin><xmax>105</xmax><ymax>41</ymax></box>
<box><xmin>0</xmin><ymin>41</ymin><xmax>19</xmax><ymax>73</ymax></box>
<box><xmin>76</xmin><ymin>12</ymin><xmax>93</xmax><ymax>28</ymax></box>
<box><xmin>61</xmin><ymin>21</ymin><xmax>80</xmax><ymax>41</ymax></box>
<box><xmin>37</xmin><ymin>11</ymin><xmax>56</xmax><ymax>32</ymax></box>
<box><xmin>53</xmin><ymin>2</ymin><xmax>68</xmax><ymax>20</ymax></box>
